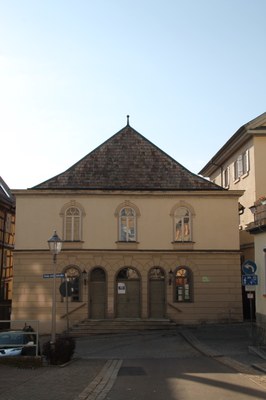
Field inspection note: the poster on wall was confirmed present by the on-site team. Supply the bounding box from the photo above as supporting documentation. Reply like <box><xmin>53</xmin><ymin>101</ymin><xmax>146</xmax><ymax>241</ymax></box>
<box><xmin>118</xmin><ymin>282</ymin><xmax>126</xmax><ymax>294</ymax></box>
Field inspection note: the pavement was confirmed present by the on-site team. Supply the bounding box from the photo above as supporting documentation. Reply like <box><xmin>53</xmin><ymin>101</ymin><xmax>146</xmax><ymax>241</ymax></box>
<box><xmin>0</xmin><ymin>322</ymin><xmax>266</xmax><ymax>400</ymax></box>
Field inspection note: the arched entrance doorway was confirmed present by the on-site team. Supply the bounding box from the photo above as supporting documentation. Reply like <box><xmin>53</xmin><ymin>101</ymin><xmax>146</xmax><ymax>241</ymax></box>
<box><xmin>116</xmin><ymin>267</ymin><xmax>140</xmax><ymax>318</ymax></box>
<box><xmin>89</xmin><ymin>267</ymin><xmax>106</xmax><ymax>319</ymax></box>
<box><xmin>149</xmin><ymin>267</ymin><xmax>166</xmax><ymax>318</ymax></box>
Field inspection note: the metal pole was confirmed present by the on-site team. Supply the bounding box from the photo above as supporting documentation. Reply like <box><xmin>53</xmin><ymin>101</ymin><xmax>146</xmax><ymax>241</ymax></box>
<box><xmin>51</xmin><ymin>254</ymin><xmax>57</xmax><ymax>344</ymax></box>
<box><xmin>65</xmin><ymin>275</ymin><xmax>69</xmax><ymax>333</ymax></box>
<box><xmin>248</xmin><ymin>293</ymin><xmax>254</xmax><ymax>345</ymax></box>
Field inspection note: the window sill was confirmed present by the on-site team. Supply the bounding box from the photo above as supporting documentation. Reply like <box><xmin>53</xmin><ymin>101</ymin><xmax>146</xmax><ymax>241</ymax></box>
<box><xmin>63</xmin><ymin>241</ymin><xmax>84</xmax><ymax>249</ymax></box>
<box><xmin>116</xmin><ymin>241</ymin><xmax>139</xmax><ymax>250</ymax></box>
<box><xmin>174</xmin><ymin>301</ymin><xmax>193</xmax><ymax>304</ymax></box>
<box><xmin>172</xmin><ymin>241</ymin><xmax>194</xmax><ymax>250</ymax></box>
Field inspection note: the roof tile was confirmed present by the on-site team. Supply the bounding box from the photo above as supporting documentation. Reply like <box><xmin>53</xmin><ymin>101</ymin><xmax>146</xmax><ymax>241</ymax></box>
<box><xmin>33</xmin><ymin>125</ymin><xmax>222</xmax><ymax>191</ymax></box>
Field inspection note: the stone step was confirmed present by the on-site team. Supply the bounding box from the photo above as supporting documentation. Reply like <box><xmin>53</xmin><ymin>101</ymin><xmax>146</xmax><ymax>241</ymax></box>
<box><xmin>68</xmin><ymin>319</ymin><xmax>177</xmax><ymax>336</ymax></box>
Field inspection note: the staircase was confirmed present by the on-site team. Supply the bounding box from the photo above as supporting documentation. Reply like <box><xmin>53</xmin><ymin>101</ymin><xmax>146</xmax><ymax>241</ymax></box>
<box><xmin>67</xmin><ymin>319</ymin><xmax>177</xmax><ymax>336</ymax></box>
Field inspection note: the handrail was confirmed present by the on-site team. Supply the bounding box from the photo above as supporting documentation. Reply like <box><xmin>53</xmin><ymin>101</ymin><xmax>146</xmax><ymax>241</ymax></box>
<box><xmin>60</xmin><ymin>302</ymin><xmax>86</xmax><ymax>319</ymax></box>
<box><xmin>167</xmin><ymin>302</ymin><xmax>182</xmax><ymax>313</ymax></box>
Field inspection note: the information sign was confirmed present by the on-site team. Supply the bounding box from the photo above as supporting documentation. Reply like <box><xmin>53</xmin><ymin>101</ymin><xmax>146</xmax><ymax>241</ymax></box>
<box><xmin>242</xmin><ymin>275</ymin><xmax>258</xmax><ymax>286</ymax></box>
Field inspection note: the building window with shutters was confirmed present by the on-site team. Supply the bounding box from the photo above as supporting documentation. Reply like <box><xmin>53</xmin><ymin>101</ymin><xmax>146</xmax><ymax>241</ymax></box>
<box><xmin>223</xmin><ymin>166</ymin><xmax>230</xmax><ymax>188</ymax></box>
<box><xmin>234</xmin><ymin>150</ymin><xmax>249</xmax><ymax>181</ymax></box>
<box><xmin>174</xmin><ymin>267</ymin><xmax>192</xmax><ymax>302</ymax></box>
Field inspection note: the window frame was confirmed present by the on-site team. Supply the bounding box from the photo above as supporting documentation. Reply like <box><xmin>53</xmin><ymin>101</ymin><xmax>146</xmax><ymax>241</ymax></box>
<box><xmin>234</xmin><ymin>150</ymin><xmax>249</xmax><ymax>181</ymax></box>
<box><xmin>119</xmin><ymin>207</ymin><xmax>136</xmax><ymax>242</ymax></box>
<box><xmin>60</xmin><ymin>201</ymin><xmax>85</xmax><ymax>242</ymax></box>
<box><xmin>174</xmin><ymin>207</ymin><xmax>192</xmax><ymax>242</ymax></box>
<box><xmin>115</xmin><ymin>202</ymin><xmax>140</xmax><ymax>243</ymax></box>
<box><xmin>63</xmin><ymin>266</ymin><xmax>82</xmax><ymax>302</ymax></box>
<box><xmin>223</xmin><ymin>166</ymin><xmax>230</xmax><ymax>188</ymax></box>
<box><xmin>174</xmin><ymin>266</ymin><xmax>193</xmax><ymax>303</ymax></box>
<box><xmin>65</xmin><ymin>206</ymin><xmax>81</xmax><ymax>241</ymax></box>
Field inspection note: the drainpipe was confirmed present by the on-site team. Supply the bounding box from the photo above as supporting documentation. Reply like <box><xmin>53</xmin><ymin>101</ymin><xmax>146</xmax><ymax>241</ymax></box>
<box><xmin>0</xmin><ymin>210</ymin><xmax>7</xmax><ymax>301</ymax></box>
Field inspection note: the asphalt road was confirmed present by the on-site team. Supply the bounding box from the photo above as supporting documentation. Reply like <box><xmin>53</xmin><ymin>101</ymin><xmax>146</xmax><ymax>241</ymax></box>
<box><xmin>1</xmin><ymin>328</ymin><xmax>265</xmax><ymax>400</ymax></box>
<box><xmin>105</xmin><ymin>357</ymin><xmax>266</xmax><ymax>400</ymax></box>
<box><xmin>75</xmin><ymin>330</ymin><xmax>266</xmax><ymax>400</ymax></box>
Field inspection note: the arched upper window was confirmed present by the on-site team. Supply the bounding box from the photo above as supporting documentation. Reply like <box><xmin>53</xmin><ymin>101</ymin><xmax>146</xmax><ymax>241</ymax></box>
<box><xmin>175</xmin><ymin>267</ymin><xmax>192</xmax><ymax>302</ymax></box>
<box><xmin>174</xmin><ymin>207</ymin><xmax>191</xmax><ymax>242</ymax></box>
<box><xmin>119</xmin><ymin>207</ymin><xmax>136</xmax><ymax>242</ymax></box>
<box><xmin>60</xmin><ymin>201</ymin><xmax>85</xmax><ymax>242</ymax></box>
<box><xmin>117</xmin><ymin>267</ymin><xmax>140</xmax><ymax>280</ymax></box>
<box><xmin>115</xmin><ymin>202</ymin><xmax>140</xmax><ymax>243</ymax></box>
<box><xmin>65</xmin><ymin>207</ymin><xmax>81</xmax><ymax>241</ymax></box>
<box><xmin>149</xmin><ymin>267</ymin><xmax>165</xmax><ymax>280</ymax></box>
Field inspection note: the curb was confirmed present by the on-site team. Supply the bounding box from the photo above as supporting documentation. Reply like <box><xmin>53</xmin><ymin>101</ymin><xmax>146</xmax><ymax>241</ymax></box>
<box><xmin>180</xmin><ymin>330</ymin><xmax>223</xmax><ymax>357</ymax></box>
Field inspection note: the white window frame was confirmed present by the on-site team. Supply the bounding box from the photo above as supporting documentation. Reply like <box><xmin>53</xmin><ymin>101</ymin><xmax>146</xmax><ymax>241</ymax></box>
<box><xmin>223</xmin><ymin>166</ymin><xmax>230</xmax><ymax>188</ymax></box>
<box><xmin>234</xmin><ymin>150</ymin><xmax>249</xmax><ymax>181</ymax></box>
<box><xmin>65</xmin><ymin>207</ymin><xmax>81</xmax><ymax>241</ymax></box>
<box><xmin>119</xmin><ymin>207</ymin><xmax>136</xmax><ymax>242</ymax></box>
<box><xmin>174</xmin><ymin>207</ymin><xmax>191</xmax><ymax>242</ymax></box>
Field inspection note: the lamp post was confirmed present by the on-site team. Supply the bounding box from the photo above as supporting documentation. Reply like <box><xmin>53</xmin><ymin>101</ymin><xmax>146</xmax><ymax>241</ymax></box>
<box><xmin>48</xmin><ymin>231</ymin><xmax>63</xmax><ymax>344</ymax></box>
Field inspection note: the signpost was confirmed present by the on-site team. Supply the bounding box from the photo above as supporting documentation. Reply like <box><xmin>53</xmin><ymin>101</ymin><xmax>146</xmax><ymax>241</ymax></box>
<box><xmin>43</xmin><ymin>273</ymin><xmax>71</xmax><ymax>332</ymax></box>
<box><xmin>241</xmin><ymin>260</ymin><xmax>258</xmax><ymax>343</ymax></box>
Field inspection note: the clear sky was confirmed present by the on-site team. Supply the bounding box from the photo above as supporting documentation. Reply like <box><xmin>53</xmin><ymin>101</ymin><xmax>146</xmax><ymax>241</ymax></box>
<box><xmin>1</xmin><ymin>0</ymin><xmax>266</xmax><ymax>189</ymax></box>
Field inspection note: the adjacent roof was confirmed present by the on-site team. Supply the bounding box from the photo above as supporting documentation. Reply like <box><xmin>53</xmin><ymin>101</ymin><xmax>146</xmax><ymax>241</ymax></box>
<box><xmin>199</xmin><ymin>111</ymin><xmax>266</xmax><ymax>176</ymax></box>
<box><xmin>0</xmin><ymin>177</ymin><xmax>15</xmax><ymax>209</ymax></box>
<box><xmin>33</xmin><ymin>123</ymin><xmax>222</xmax><ymax>191</ymax></box>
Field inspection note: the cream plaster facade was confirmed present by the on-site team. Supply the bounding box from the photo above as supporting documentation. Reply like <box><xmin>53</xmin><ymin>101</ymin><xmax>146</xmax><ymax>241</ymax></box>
<box><xmin>12</xmin><ymin>189</ymin><xmax>243</xmax><ymax>334</ymax></box>
<box><xmin>199</xmin><ymin>112</ymin><xmax>266</xmax><ymax>333</ymax></box>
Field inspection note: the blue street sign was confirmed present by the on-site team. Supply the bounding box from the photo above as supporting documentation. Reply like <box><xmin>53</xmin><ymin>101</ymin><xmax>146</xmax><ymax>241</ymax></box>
<box><xmin>242</xmin><ymin>260</ymin><xmax>257</xmax><ymax>275</ymax></box>
<box><xmin>43</xmin><ymin>273</ymin><xmax>65</xmax><ymax>279</ymax></box>
<box><xmin>242</xmin><ymin>275</ymin><xmax>258</xmax><ymax>286</ymax></box>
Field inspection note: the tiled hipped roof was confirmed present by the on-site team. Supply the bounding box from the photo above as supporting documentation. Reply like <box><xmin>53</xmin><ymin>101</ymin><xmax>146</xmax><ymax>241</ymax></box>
<box><xmin>33</xmin><ymin>125</ymin><xmax>222</xmax><ymax>191</ymax></box>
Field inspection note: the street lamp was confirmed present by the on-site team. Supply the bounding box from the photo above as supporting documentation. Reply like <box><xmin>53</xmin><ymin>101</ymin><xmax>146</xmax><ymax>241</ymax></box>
<box><xmin>48</xmin><ymin>231</ymin><xmax>63</xmax><ymax>344</ymax></box>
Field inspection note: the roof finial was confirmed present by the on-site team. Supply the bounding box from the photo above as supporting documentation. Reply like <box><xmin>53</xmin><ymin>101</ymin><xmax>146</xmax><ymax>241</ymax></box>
<box><xmin>126</xmin><ymin>115</ymin><xmax>130</xmax><ymax>126</ymax></box>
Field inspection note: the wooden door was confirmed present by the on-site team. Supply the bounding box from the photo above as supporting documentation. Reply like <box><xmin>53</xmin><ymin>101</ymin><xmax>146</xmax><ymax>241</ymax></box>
<box><xmin>116</xmin><ymin>268</ymin><xmax>140</xmax><ymax>318</ymax></box>
<box><xmin>149</xmin><ymin>267</ymin><xmax>165</xmax><ymax>318</ymax></box>
<box><xmin>89</xmin><ymin>268</ymin><xmax>106</xmax><ymax>319</ymax></box>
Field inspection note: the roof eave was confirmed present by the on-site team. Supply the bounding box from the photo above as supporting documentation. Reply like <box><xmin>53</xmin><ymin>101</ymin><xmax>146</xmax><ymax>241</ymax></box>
<box><xmin>199</xmin><ymin>112</ymin><xmax>266</xmax><ymax>177</ymax></box>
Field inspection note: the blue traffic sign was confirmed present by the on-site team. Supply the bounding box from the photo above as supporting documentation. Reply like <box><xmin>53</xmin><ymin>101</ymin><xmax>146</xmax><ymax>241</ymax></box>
<box><xmin>242</xmin><ymin>260</ymin><xmax>257</xmax><ymax>275</ymax></box>
<box><xmin>242</xmin><ymin>275</ymin><xmax>258</xmax><ymax>286</ymax></box>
